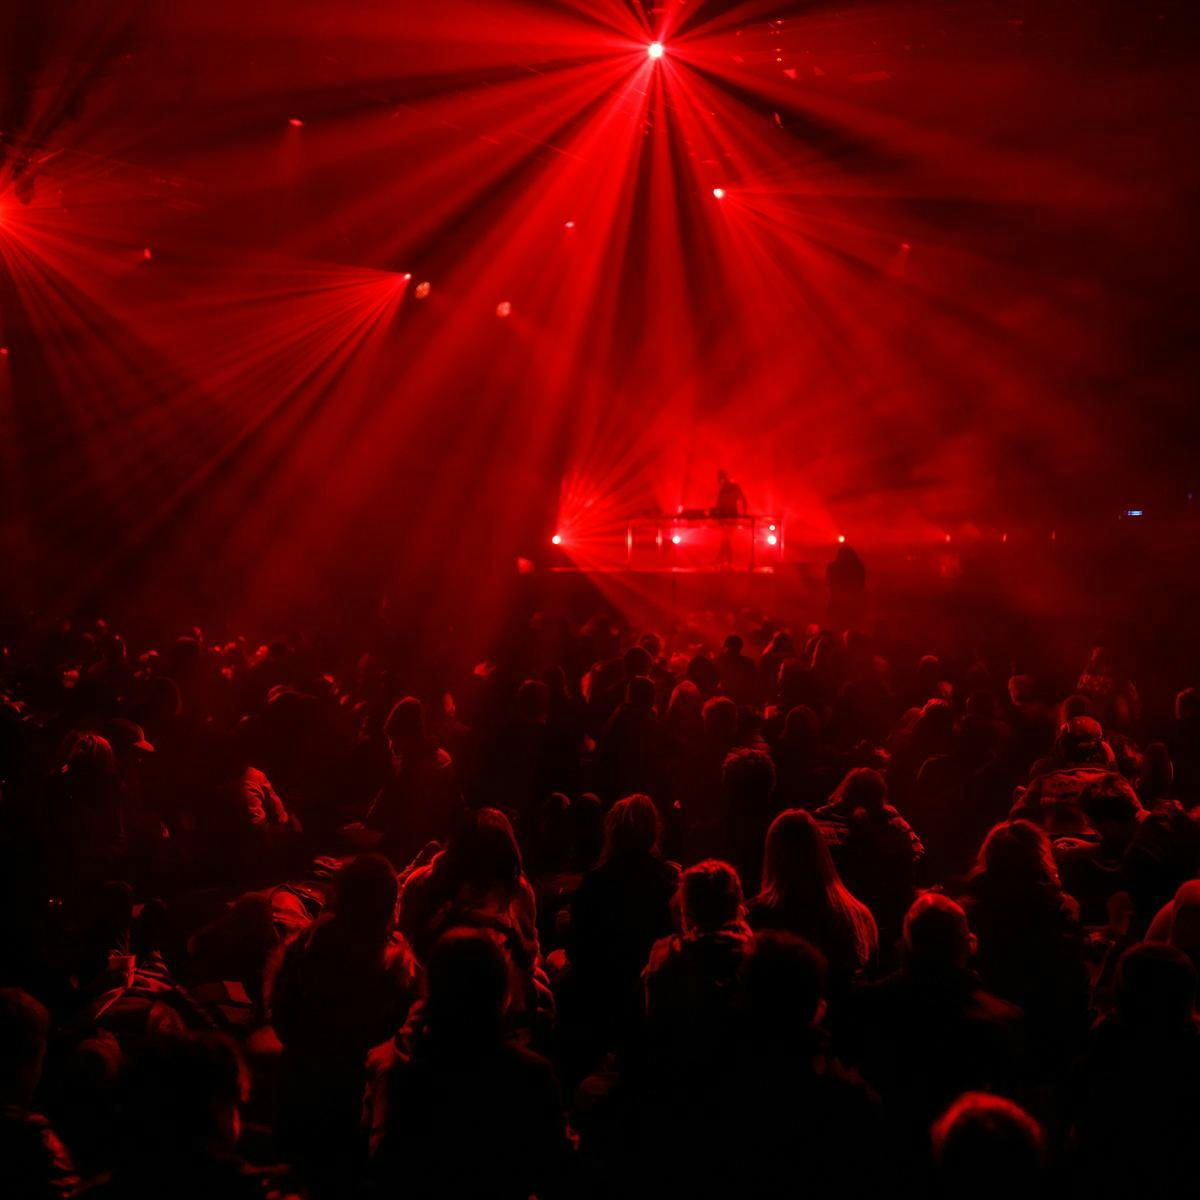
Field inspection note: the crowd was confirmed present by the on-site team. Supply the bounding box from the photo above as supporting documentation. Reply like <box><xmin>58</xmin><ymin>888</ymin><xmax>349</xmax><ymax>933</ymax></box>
<box><xmin>2</xmin><ymin>600</ymin><xmax>1200</xmax><ymax>1198</ymax></box>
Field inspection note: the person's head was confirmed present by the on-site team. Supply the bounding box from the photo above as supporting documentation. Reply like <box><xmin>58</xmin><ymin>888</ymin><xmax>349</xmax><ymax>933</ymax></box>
<box><xmin>829</xmin><ymin>766</ymin><xmax>888</xmax><ymax>816</ymax></box>
<box><xmin>666</xmin><ymin>679</ymin><xmax>702</xmax><ymax>725</ymax></box>
<box><xmin>639</xmin><ymin>632</ymin><xmax>664</xmax><ymax>661</ymax></box>
<box><xmin>702</xmin><ymin>695</ymin><xmax>738</xmax><ymax>742</ymax></box>
<box><xmin>1008</xmin><ymin>674</ymin><xmax>1037</xmax><ymax>706</ymax></box>
<box><xmin>717</xmin><ymin>468</ymin><xmax>729</xmax><ymax>486</ymax></box>
<box><xmin>623</xmin><ymin>644</ymin><xmax>653</xmax><ymax>680</ymax></box>
<box><xmin>333</xmin><ymin>854</ymin><xmax>398</xmax><ymax>942</ymax></box>
<box><xmin>976</xmin><ymin>820</ymin><xmax>1060</xmax><ymax>889</ymax></box>
<box><xmin>514</xmin><ymin>679</ymin><xmax>549</xmax><ymax>723</ymax></box>
<box><xmin>1115</xmin><ymin>942</ymin><xmax>1197</xmax><ymax>1034</ymax></box>
<box><xmin>1175</xmin><ymin>687</ymin><xmax>1200</xmax><ymax>723</ymax></box>
<box><xmin>903</xmin><ymin>893</ymin><xmax>975</xmax><ymax>974</ymax></box>
<box><xmin>101</xmin><ymin>718</ymin><xmax>154</xmax><ymax>760</ymax></box>
<box><xmin>931</xmin><ymin>1093</ymin><xmax>1044</xmax><ymax>1200</ymax></box>
<box><xmin>742</xmin><ymin>931</ymin><xmax>827</xmax><ymax>1034</ymax></box>
<box><xmin>1060</xmin><ymin>693</ymin><xmax>1095</xmax><ymax>721</ymax></box>
<box><xmin>441</xmin><ymin>808</ymin><xmax>523</xmax><ymax>896</ymax></box>
<box><xmin>624</xmin><ymin>675</ymin><xmax>656</xmax><ymax>710</ymax></box>
<box><xmin>1079</xmin><ymin>774</ymin><xmax>1142</xmax><ymax>848</ymax></box>
<box><xmin>722</xmin><ymin>634</ymin><xmax>744</xmax><ymax>656</ymax></box>
<box><xmin>536</xmin><ymin>793</ymin><xmax>574</xmax><ymax>871</ymax></box>
<box><xmin>0</xmin><ymin>988</ymin><xmax>50</xmax><ymax>1106</ymax></box>
<box><xmin>602</xmin><ymin>793</ymin><xmax>661</xmax><ymax>861</ymax></box>
<box><xmin>58</xmin><ymin>730</ymin><xmax>117</xmax><ymax>785</ymax></box>
<box><xmin>722</xmin><ymin>747</ymin><xmax>776</xmax><ymax>810</ymax></box>
<box><xmin>1057</xmin><ymin>715</ymin><xmax>1106</xmax><ymax>766</ymax></box>
<box><xmin>127</xmin><ymin>1032</ymin><xmax>248</xmax><ymax>1158</ymax></box>
<box><xmin>761</xmin><ymin>809</ymin><xmax>838</xmax><ymax>898</ymax></box>
<box><xmin>384</xmin><ymin>696</ymin><xmax>426</xmax><ymax>751</ymax></box>
<box><xmin>424</xmin><ymin>929</ymin><xmax>510</xmax><ymax>1048</ymax></box>
<box><xmin>783</xmin><ymin>704</ymin><xmax>820</xmax><ymax>745</ymax></box>
<box><xmin>680</xmin><ymin>860</ymin><xmax>743</xmax><ymax>934</ymax></box>
<box><xmin>1083</xmin><ymin>645</ymin><xmax>1114</xmax><ymax>677</ymax></box>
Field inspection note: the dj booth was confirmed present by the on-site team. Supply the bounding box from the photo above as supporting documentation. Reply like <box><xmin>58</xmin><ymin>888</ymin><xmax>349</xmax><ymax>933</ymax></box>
<box><xmin>624</xmin><ymin>511</ymin><xmax>784</xmax><ymax>569</ymax></box>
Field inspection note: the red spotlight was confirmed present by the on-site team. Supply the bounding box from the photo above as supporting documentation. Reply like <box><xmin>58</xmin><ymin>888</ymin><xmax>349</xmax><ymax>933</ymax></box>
<box><xmin>671</xmin><ymin>533</ymin><xmax>682</xmax><ymax>545</ymax></box>
<box><xmin>900</xmin><ymin>242</ymin><xmax>911</xmax><ymax>251</ymax></box>
<box><xmin>142</xmin><ymin>247</ymin><xmax>153</xmax><ymax>261</ymax></box>
<box><xmin>564</xmin><ymin>220</ymin><xmax>576</xmax><ymax>231</ymax></box>
<box><xmin>551</xmin><ymin>534</ymin><xmax>562</xmax><ymax>546</ymax></box>
<box><xmin>496</xmin><ymin>301</ymin><xmax>512</xmax><ymax>319</ymax></box>
<box><xmin>944</xmin><ymin>533</ymin><xmax>952</xmax><ymax>543</ymax></box>
<box><xmin>0</xmin><ymin>347</ymin><xmax>8</xmax><ymax>357</ymax></box>
<box><xmin>837</xmin><ymin>534</ymin><xmax>846</xmax><ymax>544</ymax></box>
<box><xmin>648</xmin><ymin>42</ymin><xmax>664</xmax><ymax>60</ymax></box>
<box><xmin>288</xmin><ymin>117</ymin><xmax>304</xmax><ymax>128</ymax></box>
<box><xmin>414</xmin><ymin>281</ymin><xmax>431</xmax><ymax>300</ymax></box>
<box><xmin>712</xmin><ymin>187</ymin><xmax>726</xmax><ymax>200</ymax></box>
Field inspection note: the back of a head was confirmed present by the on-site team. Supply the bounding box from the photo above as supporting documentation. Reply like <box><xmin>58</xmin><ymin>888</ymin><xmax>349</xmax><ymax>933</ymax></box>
<box><xmin>445</xmin><ymin>808</ymin><xmax>522</xmax><ymax>893</ymax></box>
<box><xmin>722</xmin><ymin>747</ymin><xmax>776</xmax><ymax>806</ymax></box>
<box><xmin>978</xmin><ymin>820</ymin><xmax>1058</xmax><ymax>889</ymax></box>
<box><xmin>603</xmin><ymin>793</ymin><xmax>661</xmax><ymax>860</ymax></box>
<box><xmin>904</xmin><ymin>893</ymin><xmax>971</xmax><ymax>972</ymax></box>
<box><xmin>783</xmin><ymin>704</ymin><xmax>819</xmax><ymax>743</ymax></box>
<box><xmin>931</xmin><ymin>1093</ymin><xmax>1043</xmax><ymax>1200</ymax></box>
<box><xmin>723</xmin><ymin>634</ymin><xmax>744</xmax><ymax>655</ymax></box>
<box><xmin>426</xmin><ymin>929</ymin><xmax>509</xmax><ymax>1045</ymax></box>
<box><xmin>334</xmin><ymin>854</ymin><xmax>399</xmax><ymax>940</ymax></box>
<box><xmin>681</xmin><ymin>859</ymin><xmax>743</xmax><ymax>933</ymax></box>
<box><xmin>1008</xmin><ymin>674</ymin><xmax>1037</xmax><ymax>706</ymax></box>
<box><xmin>702</xmin><ymin>695</ymin><xmax>738</xmax><ymax>740</ymax></box>
<box><xmin>1061</xmin><ymin>693</ymin><xmax>1095</xmax><ymax>721</ymax></box>
<box><xmin>0</xmin><ymin>988</ymin><xmax>49</xmax><ymax>1103</ymax></box>
<box><xmin>744</xmin><ymin>931</ymin><xmax>826</xmax><ymax>1034</ymax></box>
<box><xmin>831</xmin><ymin>766</ymin><xmax>887</xmax><ymax>814</ymax></box>
<box><xmin>1176</xmin><ymin>687</ymin><xmax>1200</xmax><ymax>723</ymax></box>
<box><xmin>384</xmin><ymin>696</ymin><xmax>426</xmax><ymax>743</ymax></box>
<box><xmin>1115</xmin><ymin>942</ymin><xmax>1197</xmax><ymax>1033</ymax></box>
<box><xmin>1058</xmin><ymin>715</ymin><xmax>1106</xmax><ymax>765</ymax></box>
<box><xmin>761</xmin><ymin>808</ymin><xmax>833</xmax><ymax>899</ymax></box>
<box><xmin>623</xmin><ymin>644</ymin><xmax>653</xmax><ymax>679</ymax></box>
<box><xmin>515</xmin><ymin>679</ymin><xmax>550</xmax><ymax>722</ymax></box>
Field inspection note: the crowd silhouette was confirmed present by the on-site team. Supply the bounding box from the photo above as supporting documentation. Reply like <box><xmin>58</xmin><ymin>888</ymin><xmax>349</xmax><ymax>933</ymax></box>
<box><xmin>2</xmin><ymin>598</ymin><xmax>1200</xmax><ymax>1198</ymax></box>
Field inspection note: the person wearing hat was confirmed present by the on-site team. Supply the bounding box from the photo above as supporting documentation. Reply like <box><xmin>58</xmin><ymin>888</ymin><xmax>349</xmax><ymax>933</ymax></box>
<box><xmin>1010</xmin><ymin>716</ymin><xmax>1120</xmax><ymax>837</ymax></box>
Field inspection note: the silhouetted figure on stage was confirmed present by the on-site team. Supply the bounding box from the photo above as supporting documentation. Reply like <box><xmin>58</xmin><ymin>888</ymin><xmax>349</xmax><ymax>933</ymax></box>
<box><xmin>826</xmin><ymin>543</ymin><xmax>866</xmax><ymax>629</ymax></box>
<box><xmin>713</xmin><ymin>469</ymin><xmax>747</xmax><ymax>568</ymax></box>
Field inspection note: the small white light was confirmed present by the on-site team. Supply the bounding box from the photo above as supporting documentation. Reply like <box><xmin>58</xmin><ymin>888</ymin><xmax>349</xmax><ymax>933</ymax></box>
<box><xmin>648</xmin><ymin>42</ymin><xmax>664</xmax><ymax>60</ymax></box>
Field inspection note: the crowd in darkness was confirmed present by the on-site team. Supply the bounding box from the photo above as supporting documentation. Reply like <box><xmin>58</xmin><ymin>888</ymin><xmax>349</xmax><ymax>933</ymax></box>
<box><xmin>3</xmin><ymin>578</ymin><xmax>1200</xmax><ymax>1199</ymax></box>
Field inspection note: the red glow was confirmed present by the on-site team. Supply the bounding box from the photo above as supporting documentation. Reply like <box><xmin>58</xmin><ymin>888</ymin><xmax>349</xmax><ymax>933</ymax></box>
<box><xmin>711</xmin><ymin>187</ymin><xmax>726</xmax><ymax>200</ymax></box>
<box><xmin>496</xmin><ymin>301</ymin><xmax>512</xmax><ymax>319</ymax></box>
<box><xmin>767</xmin><ymin>534</ymin><xmax>778</xmax><ymax>546</ymax></box>
<box><xmin>143</xmin><ymin>247</ymin><xmax>153</xmax><ymax>261</ymax></box>
<box><xmin>671</xmin><ymin>533</ymin><xmax>682</xmax><ymax>545</ymax></box>
<box><xmin>288</xmin><ymin>117</ymin><xmax>304</xmax><ymax>127</ymax></box>
<box><xmin>648</xmin><ymin>42</ymin><xmax>664</xmax><ymax>61</ymax></box>
<box><xmin>551</xmin><ymin>534</ymin><xmax>562</xmax><ymax>546</ymax></box>
<box><xmin>837</xmin><ymin>534</ymin><xmax>846</xmax><ymax>544</ymax></box>
<box><xmin>414</xmin><ymin>281</ymin><xmax>432</xmax><ymax>299</ymax></box>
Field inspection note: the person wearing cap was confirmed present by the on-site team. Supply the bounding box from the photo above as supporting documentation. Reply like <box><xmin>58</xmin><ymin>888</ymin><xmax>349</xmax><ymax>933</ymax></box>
<box><xmin>1010</xmin><ymin>716</ymin><xmax>1119</xmax><ymax>837</ymax></box>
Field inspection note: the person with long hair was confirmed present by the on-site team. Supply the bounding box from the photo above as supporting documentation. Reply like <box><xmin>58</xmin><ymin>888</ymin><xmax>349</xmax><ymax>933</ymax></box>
<box><xmin>960</xmin><ymin>820</ymin><xmax>1088</xmax><ymax>1060</ymax></box>
<box><xmin>749</xmin><ymin>809</ymin><xmax>878</xmax><ymax>984</ymax></box>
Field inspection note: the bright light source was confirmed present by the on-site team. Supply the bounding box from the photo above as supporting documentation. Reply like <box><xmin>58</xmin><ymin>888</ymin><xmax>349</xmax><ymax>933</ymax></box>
<box><xmin>767</xmin><ymin>534</ymin><xmax>778</xmax><ymax>546</ymax></box>
<box><xmin>944</xmin><ymin>533</ymin><xmax>952</xmax><ymax>544</ymax></box>
<box><xmin>837</xmin><ymin>534</ymin><xmax>846</xmax><ymax>544</ymax></box>
<box><xmin>564</xmin><ymin>220</ymin><xmax>576</xmax><ymax>230</ymax></box>
<box><xmin>712</xmin><ymin>187</ymin><xmax>726</xmax><ymax>199</ymax></box>
<box><xmin>900</xmin><ymin>242</ymin><xmax>911</xmax><ymax>251</ymax></box>
<box><xmin>648</xmin><ymin>42</ymin><xmax>664</xmax><ymax>60</ymax></box>
<box><xmin>1124</xmin><ymin>508</ymin><xmax>1144</xmax><ymax>518</ymax></box>
<box><xmin>414</xmin><ymin>281</ymin><xmax>431</xmax><ymax>300</ymax></box>
<box><xmin>496</xmin><ymin>301</ymin><xmax>512</xmax><ymax>319</ymax></box>
<box><xmin>671</xmin><ymin>533</ymin><xmax>682</xmax><ymax>545</ymax></box>
<box><xmin>142</xmin><ymin>247</ymin><xmax>153</xmax><ymax>261</ymax></box>
<box><xmin>288</xmin><ymin>117</ymin><xmax>304</xmax><ymax>128</ymax></box>
<box><xmin>768</xmin><ymin>523</ymin><xmax>776</xmax><ymax>532</ymax></box>
<box><xmin>551</xmin><ymin>534</ymin><xmax>562</xmax><ymax>546</ymax></box>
